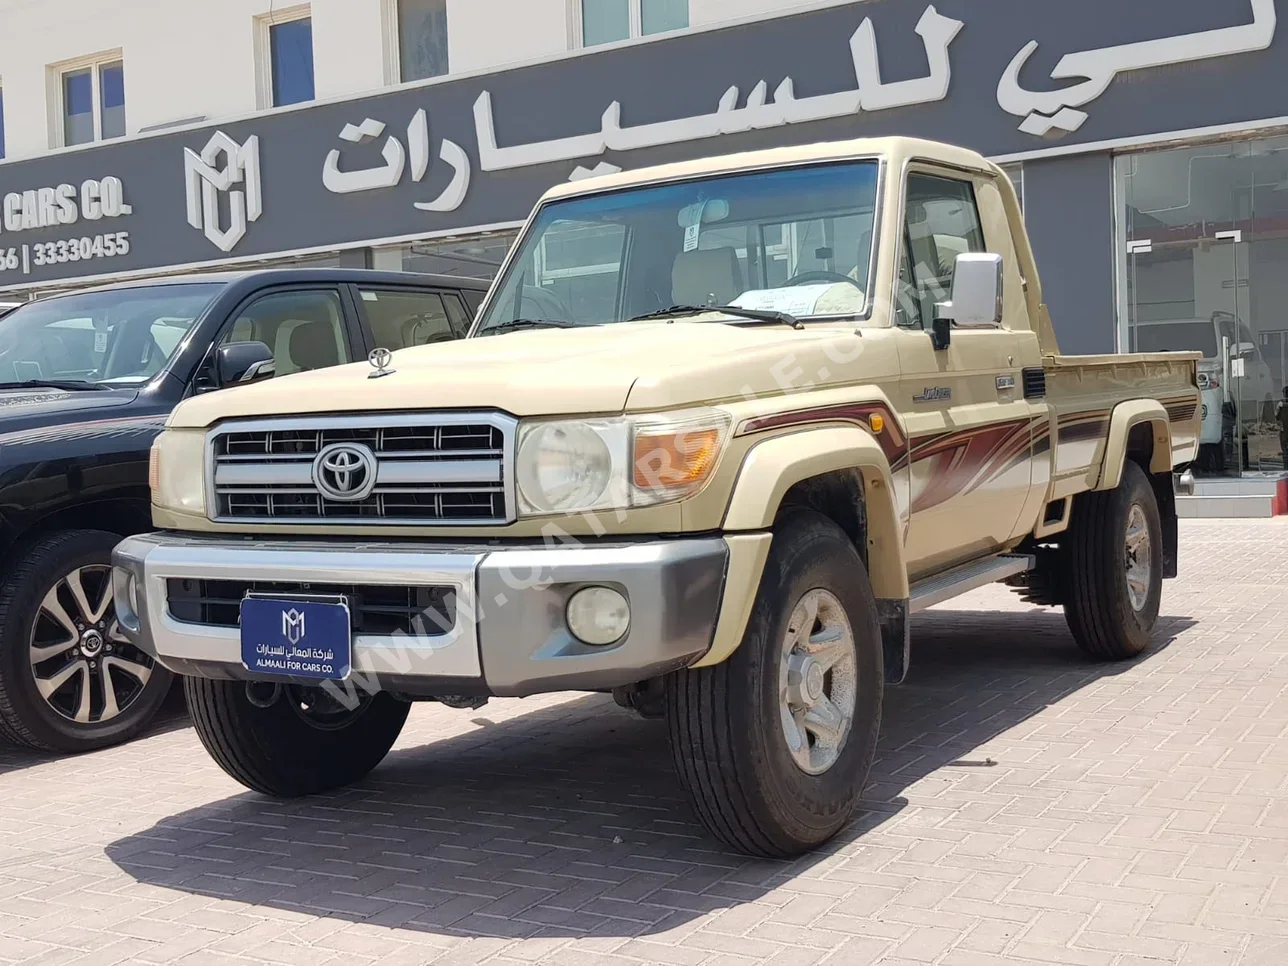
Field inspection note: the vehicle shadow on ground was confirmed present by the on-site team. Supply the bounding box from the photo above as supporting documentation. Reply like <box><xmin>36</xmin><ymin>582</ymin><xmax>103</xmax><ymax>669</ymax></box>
<box><xmin>0</xmin><ymin>681</ymin><xmax>190</xmax><ymax>775</ymax></box>
<box><xmin>104</xmin><ymin>607</ymin><xmax>1195</xmax><ymax>941</ymax></box>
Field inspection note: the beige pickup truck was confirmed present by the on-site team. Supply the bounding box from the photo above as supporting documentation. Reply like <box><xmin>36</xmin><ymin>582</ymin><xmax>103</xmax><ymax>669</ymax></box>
<box><xmin>114</xmin><ymin>136</ymin><xmax>1200</xmax><ymax>857</ymax></box>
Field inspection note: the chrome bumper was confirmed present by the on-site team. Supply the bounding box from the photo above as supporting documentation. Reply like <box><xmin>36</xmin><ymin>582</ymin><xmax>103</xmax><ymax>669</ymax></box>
<box><xmin>112</xmin><ymin>532</ymin><xmax>728</xmax><ymax>697</ymax></box>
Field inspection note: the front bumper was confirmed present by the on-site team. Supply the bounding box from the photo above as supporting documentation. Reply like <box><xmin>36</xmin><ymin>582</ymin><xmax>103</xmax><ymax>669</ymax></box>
<box><xmin>113</xmin><ymin>532</ymin><xmax>729</xmax><ymax>697</ymax></box>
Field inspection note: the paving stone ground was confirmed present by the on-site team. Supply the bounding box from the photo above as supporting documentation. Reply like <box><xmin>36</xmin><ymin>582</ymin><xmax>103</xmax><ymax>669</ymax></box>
<box><xmin>2</xmin><ymin>519</ymin><xmax>1287</xmax><ymax>966</ymax></box>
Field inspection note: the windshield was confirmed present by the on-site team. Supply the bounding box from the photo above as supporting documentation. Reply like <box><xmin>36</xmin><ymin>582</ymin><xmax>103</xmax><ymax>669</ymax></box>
<box><xmin>474</xmin><ymin>161</ymin><xmax>880</xmax><ymax>334</ymax></box>
<box><xmin>1133</xmin><ymin>321</ymin><xmax>1218</xmax><ymax>357</ymax></box>
<box><xmin>0</xmin><ymin>283</ymin><xmax>222</xmax><ymax>387</ymax></box>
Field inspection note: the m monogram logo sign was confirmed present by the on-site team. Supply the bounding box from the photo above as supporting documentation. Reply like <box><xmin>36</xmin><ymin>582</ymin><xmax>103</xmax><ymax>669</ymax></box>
<box><xmin>183</xmin><ymin>131</ymin><xmax>263</xmax><ymax>253</ymax></box>
<box><xmin>282</xmin><ymin>608</ymin><xmax>306</xmax><ymax>645</ymax></box>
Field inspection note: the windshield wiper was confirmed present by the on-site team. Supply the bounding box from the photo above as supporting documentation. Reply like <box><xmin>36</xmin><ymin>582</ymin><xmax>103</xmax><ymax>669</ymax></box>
<box><xmin>480</xmin><ymin>319</ymin><xmax>577</xmax><ymax>335</ymax></box>
<box><xmin>0</xmin><ymin>379</ymin><xmax>109</xmax><ymax>392</ymax></box>
<box><xmin>629</xmin><ymin>304</ymin><xmax>804</xmax><ymax>330</ymax></box>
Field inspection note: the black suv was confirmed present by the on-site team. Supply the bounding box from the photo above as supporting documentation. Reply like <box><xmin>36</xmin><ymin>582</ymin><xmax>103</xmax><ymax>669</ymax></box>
<box><xmin>0</xmin><ymin>268</ymin><xmax>488</xmax><ymax>753</ymax></box>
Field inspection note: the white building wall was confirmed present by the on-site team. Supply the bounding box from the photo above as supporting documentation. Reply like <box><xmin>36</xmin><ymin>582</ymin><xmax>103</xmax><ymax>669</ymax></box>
<box><xmin>446</xmin><ymin>0</ymin><xmax>570</xmax><ymax>75</ymax></box>
<box><xmin>689</xmin><ymin>0</ymin><xmax>821</xmax><ymax>28</ymax></box>
<box><xmin>0</xmin><ymin>0</ymin><xmax>818</xmax><ymax>162</ymax></box>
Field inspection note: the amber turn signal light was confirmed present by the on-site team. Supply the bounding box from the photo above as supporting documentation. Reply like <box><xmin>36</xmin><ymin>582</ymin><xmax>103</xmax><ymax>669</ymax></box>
<box><xmin>633</xmin><ymin>427</ymin><xmax>721</xmax><ymax>490</ymax></box>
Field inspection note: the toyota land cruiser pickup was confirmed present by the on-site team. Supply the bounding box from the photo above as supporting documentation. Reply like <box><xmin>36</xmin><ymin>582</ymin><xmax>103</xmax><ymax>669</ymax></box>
<box><xmin>114</xmin><ymin>137</ymin><xmax>1201</xmax><ymax>857</ymax></box>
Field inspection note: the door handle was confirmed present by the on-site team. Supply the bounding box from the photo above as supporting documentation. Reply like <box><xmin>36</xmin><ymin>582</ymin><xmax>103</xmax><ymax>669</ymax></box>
<box><xmin>996</xmin><ymin>374</ymin><xmax>1016</xmax><ymax>392</ymax></box>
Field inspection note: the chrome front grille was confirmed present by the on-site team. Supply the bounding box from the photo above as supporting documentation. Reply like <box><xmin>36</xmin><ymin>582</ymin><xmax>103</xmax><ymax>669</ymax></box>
<box><xmin>207</xmin><ymin>413</ymin><xmax>517</xmax><ymax>525</ymax></box>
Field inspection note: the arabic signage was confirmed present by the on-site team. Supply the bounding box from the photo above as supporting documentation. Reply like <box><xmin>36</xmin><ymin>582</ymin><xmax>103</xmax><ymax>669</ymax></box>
<box><xmin>0</xmin><ymin>0</ymin><xmax>1283</xmax><ymax>290</ymax></box>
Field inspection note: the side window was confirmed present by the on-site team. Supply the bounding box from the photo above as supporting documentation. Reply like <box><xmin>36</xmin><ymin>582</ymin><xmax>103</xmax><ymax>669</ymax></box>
<box><xmin>899</xmin><ymin>173</ymin><xmax>986</xmax><ymax>330</ymax></box>
<box><xmin>359</xmin><ymin>288</ymin><xmax>457</xmax><ymax>349</ymax></box>
<box><xmin>441</xmin><ymin>292</ymin><xmax>472</xmax><ymax>334</ymax></box>
<box><xmin>222</xmin><ymin>289</ymin><xmax>348</xmax><ymax>376</ymax></box>
<box><xmin>460</xmin><ymin>288</ymin><xmax>484</xmax><ymax>316</ymax></box>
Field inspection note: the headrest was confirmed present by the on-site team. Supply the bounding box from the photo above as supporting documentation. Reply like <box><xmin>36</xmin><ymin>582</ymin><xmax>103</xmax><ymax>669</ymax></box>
<box><xmin>288</xmin><ymin>321</ymin><xmax>340</xmax><ymax>372</ymax></box>
<box><xmin>671</xmin><ymin>247</ymin><xmax>744</xmax><ymax>307</ymax></box>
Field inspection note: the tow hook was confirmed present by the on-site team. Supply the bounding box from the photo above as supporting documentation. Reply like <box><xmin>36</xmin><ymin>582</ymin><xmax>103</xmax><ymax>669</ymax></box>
<box><xmin>1175</xmin><ymin>469</ymin><xmax>1196</xmax><ymax>497</ymax></box>
<box><xmin>246</xmin><ymin>681</ymin><xmax>282</xmax><ymax>708</ymax></box>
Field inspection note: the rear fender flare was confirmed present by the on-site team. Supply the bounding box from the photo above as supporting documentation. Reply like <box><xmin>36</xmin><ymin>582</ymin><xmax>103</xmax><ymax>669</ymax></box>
<box><xmin>1096</xmin><ymin>400</ymin><xmax>1172</xmax><ymax>491</ymax></box>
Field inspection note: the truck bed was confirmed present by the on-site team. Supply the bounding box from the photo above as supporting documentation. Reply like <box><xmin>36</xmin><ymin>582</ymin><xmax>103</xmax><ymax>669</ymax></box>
<box><xmin>1040</xmin><ymin>351</ymin><xmax>1202</xmax><ymax>501</ymax></box>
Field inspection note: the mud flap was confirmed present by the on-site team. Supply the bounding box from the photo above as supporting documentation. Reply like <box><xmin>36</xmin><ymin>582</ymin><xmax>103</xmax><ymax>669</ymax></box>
<box><xmin>877</xmin><ymin>598</ymin><xmax>910</xmax><ymax>685</ymax></box>
<box><xmin>1152</xmin><ymin>472</ymin><xmax>1179</xmax><ymax>579</ymax></box>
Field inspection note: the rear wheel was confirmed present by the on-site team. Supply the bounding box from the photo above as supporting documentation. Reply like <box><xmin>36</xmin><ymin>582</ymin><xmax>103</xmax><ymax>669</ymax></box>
<box><xmin>0</xmin><ymin>530</ymin><xmax>171</xmax><ymax>752</ymax></box>
<box><xmin>1063</xmin><ymin>461</ymin><xmax>1164</xmax><ymax>660</ymax></box>
<box><xmin>666</xmin><ymin>509</ymin><xmax>883</xmax><ymax>857</ymax></box>
<box><xmin>185</xmin><ymin>677</ymin><xmax>410</xmax><ymax>796</ymax></box>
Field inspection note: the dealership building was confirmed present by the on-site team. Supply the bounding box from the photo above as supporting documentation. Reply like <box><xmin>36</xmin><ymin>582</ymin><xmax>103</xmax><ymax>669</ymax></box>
<box><xmin>0</xmin><ymin>0</ymin><xmax>1286</xmax><ymax>496</ymax></box>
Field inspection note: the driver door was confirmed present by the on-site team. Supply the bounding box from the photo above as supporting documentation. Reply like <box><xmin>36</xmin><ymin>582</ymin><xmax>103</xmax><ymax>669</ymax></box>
<box><xmin>892</xmin><ymin>168</ymin><xmax>1040</xmax><ymax>578</ymax></box>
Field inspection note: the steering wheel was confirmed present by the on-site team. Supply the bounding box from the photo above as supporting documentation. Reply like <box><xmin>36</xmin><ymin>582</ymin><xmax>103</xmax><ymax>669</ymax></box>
<box><xmin>783</xmin><ymin>270</ymin><xmax>865</xmax><ymax>292</ymax></box>
<box><xmin>519</xmin><ymin>285</ymin><xmax>572</xmax><ymax>322</ymax></box>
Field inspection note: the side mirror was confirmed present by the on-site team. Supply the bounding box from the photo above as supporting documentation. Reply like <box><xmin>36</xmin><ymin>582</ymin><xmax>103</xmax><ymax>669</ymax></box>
<box><xmin>930</xmin><ymin>253</ymin><xmax>1004</xmax><ymax>350</ymax></box>
<box><xmin>216</xmin><ymin>342</ymin><xmax>275</xmax><ymax>387</ymax></box>
<box><xmin>1236</xmin><ymin>341</ymin><xmax>1257</xmax><ymax>357</ymax></box>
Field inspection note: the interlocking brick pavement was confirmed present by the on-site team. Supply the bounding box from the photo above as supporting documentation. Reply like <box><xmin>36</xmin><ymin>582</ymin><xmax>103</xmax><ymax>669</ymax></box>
<box><xmin>2</xmin><ymin>519</ymin><xmax>1287</xmax><ymax>965</ymax></box>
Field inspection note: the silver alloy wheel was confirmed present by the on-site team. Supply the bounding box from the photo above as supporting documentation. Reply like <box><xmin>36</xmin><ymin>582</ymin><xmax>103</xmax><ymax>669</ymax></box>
<box><xmin>28</xmin><ymin>565</ymin><xmax>155</xmax><ymax>724</ymax></box>
<box><xmin>778</xmin><ymin>588</ymin><xmax>858</xmax><ymax>775</ymax></box>
<box><xmin>1124</xmin><ymin>504</ymin><xmax>1153</xmax><ymax>612</ymax></box>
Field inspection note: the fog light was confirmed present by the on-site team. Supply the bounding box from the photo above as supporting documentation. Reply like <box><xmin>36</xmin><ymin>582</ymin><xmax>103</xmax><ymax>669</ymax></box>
<box><xmin>566</xmin><ymin>586</ymin><xmax>630</xmax><ymax>646</ymax></box>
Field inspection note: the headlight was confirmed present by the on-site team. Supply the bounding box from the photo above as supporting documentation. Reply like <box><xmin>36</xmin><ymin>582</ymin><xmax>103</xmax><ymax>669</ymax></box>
<box><xmin>515</xmin><ymin>408</ymin><xmax>729</xmax><ymax>516</ymax></box>
<box><xmin>149</xmin><ymin>429</ymin><xmax>207</xmax><ymax>515</ymax></box>
<box><xmin>516</xmin><ymin>420</ymin><xmax>627</xmax><ymax>514</ymax></box>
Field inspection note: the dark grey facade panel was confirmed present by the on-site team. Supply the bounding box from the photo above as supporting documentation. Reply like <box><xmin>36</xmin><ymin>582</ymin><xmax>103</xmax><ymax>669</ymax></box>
<box><xmin>0</xmin><ymin>0</ymin><xmax>1280</xmax><ymax>293</ymax></box>
<box><xmin>1024</xmin><ymin>155</ymin><xmax>1117</xmax><ymax>355</ymax></box>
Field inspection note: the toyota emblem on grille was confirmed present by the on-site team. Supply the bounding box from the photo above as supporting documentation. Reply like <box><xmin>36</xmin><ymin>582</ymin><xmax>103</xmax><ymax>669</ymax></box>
<box><xmin>313</xmin><ymin>443</ymin><xmax>378</xmax><ymax>502</ymax></box>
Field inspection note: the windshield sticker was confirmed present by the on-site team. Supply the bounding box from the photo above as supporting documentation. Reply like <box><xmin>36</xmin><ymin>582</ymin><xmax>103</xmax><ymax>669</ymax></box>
<box><xmin>731</xmin><ymin>284</ymin><xmax>842</xmax><ymax>317</ymax></box>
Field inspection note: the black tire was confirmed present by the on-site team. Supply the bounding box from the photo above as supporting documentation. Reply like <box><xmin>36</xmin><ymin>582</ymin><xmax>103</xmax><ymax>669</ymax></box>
<box><xmin>185</xmin><ymin>676</ymin><xmax>410</xmax><ymax>797</ymax></box>
<box><xmin>0</xmin><ymin>529</ymin><xmax>172</xmax><ymax>753</ymax></box>
<box><xmin>1063</xmin><ymin>460</ymin><xmax>1163</xmax><ymax>661</ymax></box>
<box><xmin>665</xmin><ymin>509</ymin><xmax>883</xmax><ymax>858</ymax></box>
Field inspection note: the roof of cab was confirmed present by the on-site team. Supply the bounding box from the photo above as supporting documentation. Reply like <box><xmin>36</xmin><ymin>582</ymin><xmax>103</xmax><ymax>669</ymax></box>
<box><xmin>539</xmin><ymin>136</ymin><xmax>999</xmax><ymax>204</ymax></box>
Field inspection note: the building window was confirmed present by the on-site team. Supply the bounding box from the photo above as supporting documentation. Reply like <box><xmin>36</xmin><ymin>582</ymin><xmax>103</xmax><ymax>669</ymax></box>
<box><xmin>256</xmin><ymin>6</ymin><xmax>314</xmax><ymax>108</ymax></box>
<box><xmin>54</xmin><ymin>55</ymin><xmax>125</xmax><ymax>147</ymax></box>
<box><xmin>395</xmin><ymin>0</ymin><xmax>449</xmax><ymax>82</ymax></box>
<box><xmin>387</xmin><ymin>230</ymin><xmax>520</xmax><ymax>280</ymax></box>
<box><xmin>578</xmin><ymin>0</ymin><xmax>688</xmax><ymax>47</ymax></box>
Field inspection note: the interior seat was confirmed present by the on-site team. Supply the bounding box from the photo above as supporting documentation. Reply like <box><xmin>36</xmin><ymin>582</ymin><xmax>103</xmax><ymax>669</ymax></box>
<box><xmin>671</xmin><ymin>247</ymin><xmax>744</xmax><ymax>307</ymax></box>
<box><xmin>287</xmin><ymin>321</ymin><xmax>341</xmax><ymax>372</ymax></box>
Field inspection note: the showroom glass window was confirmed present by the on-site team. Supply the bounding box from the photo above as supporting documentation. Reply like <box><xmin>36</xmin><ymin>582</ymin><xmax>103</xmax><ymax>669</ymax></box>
<box><xmin>1118</xmin><ymin>135</ymin><xmax>1288</xmax><ymax>477</ymax></box>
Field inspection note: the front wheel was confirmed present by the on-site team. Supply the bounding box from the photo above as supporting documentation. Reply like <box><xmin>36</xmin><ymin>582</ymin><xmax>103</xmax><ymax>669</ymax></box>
<box><xmin>666</xmin><ymin>509</ymin><xmax>883</xmax><ymax>858</ymax></box>
<box><xmin>185</xmin><ymin>677</ymin><xmax>410</xmax><ymax>797</ymax></box>
<box><xmin>0</xmin><ymin>530</ymin><xmax>172</xmax><ymax>752</ymax></box>
<box><xmin>1063</xmin><ymin>460</ymin><xmax>1164</xmax><ymax>660</ymax></box>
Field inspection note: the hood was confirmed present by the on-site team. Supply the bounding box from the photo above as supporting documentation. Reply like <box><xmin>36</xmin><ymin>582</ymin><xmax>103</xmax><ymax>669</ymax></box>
<box><xmin>168</xmin><ymin>321</ymin><xmax>889</xmax><ymax>429</ymax></box>
<box><xmin>0</xmin><ymin>387</ymin><xmax>141</xmax><ymax>434</ymax></box>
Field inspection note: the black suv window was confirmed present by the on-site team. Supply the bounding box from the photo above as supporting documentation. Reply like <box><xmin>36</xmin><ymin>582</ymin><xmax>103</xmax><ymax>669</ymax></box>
<box><xmin>359</xmin><ymin>288</ymin><xmax>458</xmax><ymax>349</ymax></box>
<box><xmin>223</xmin><ymin>289</ymin><xmax>350</xmax><ymax>375</ymax></box>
